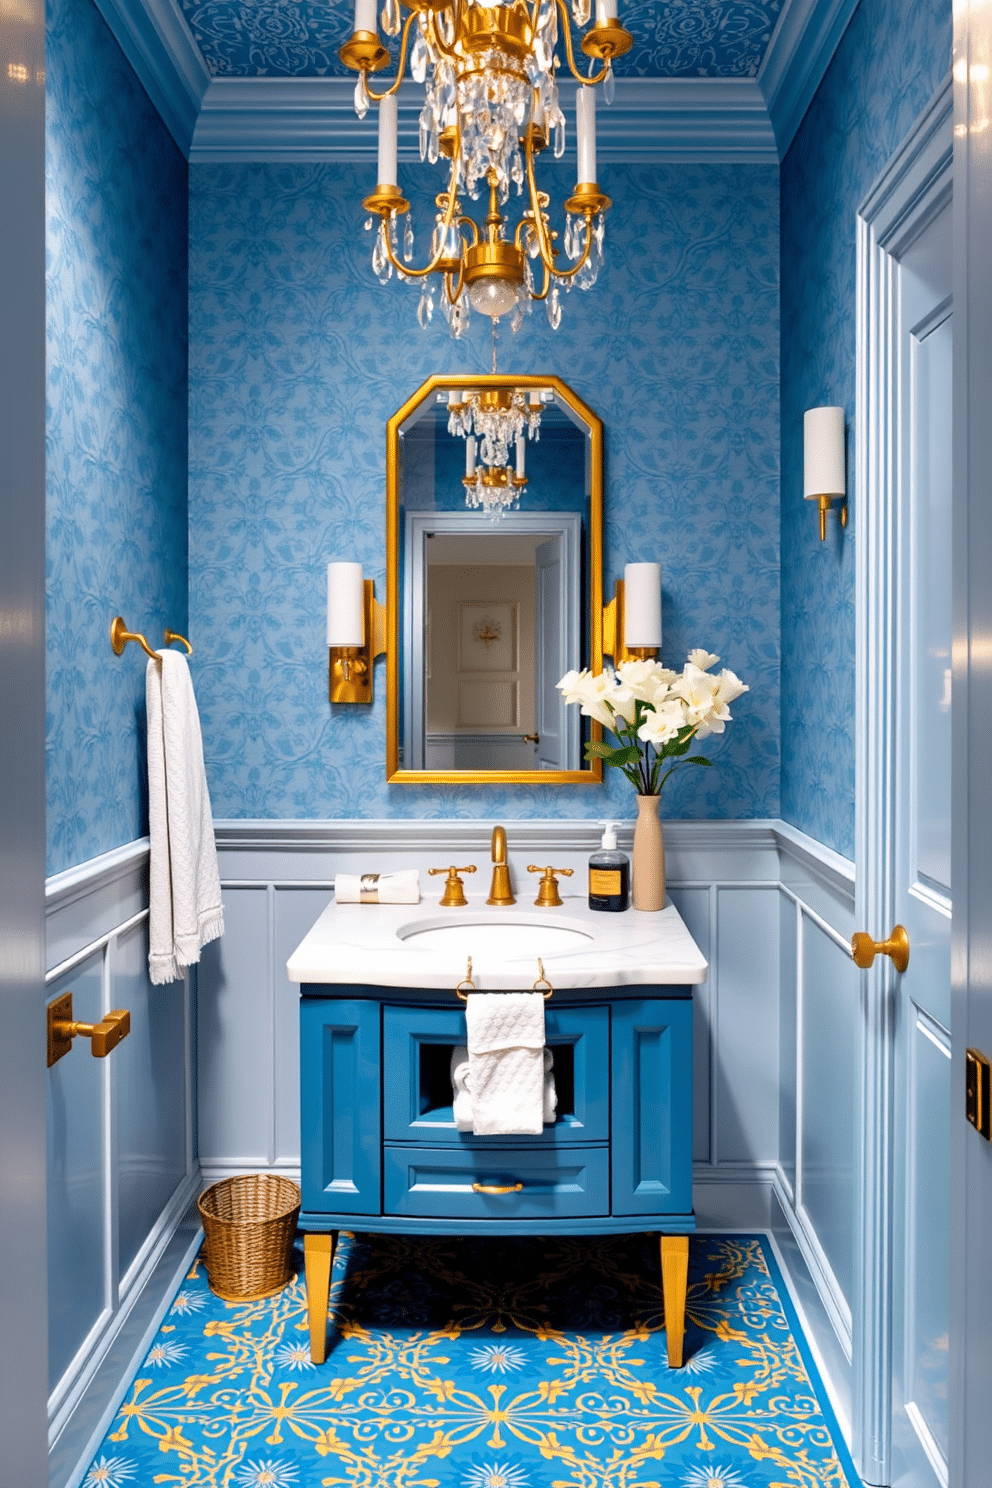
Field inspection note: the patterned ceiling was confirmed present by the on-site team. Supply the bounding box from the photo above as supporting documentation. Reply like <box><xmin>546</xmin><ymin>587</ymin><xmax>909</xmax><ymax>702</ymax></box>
<box><xmin>178</xmin><ymin>0</ymin><xmax>782</xmax><ymax>81</ymax></box>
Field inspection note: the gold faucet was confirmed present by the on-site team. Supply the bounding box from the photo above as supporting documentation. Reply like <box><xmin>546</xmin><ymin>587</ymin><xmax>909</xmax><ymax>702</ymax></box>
<box><xmin>487</xmin><ymin>825</ymin><xmax>515</xmax><ymax>905</ymax></box>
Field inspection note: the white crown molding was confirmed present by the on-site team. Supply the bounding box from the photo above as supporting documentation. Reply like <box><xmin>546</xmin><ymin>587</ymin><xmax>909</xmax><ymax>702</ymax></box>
<box><xmin>758</xmin><ymin>0</ymin><xmax>859</xmax><ymax>157</ymax></box>
<box><xmin>189</xmin><ymin>75</ymin><xmax>778</xmax><ymax>164</ymax></box>
<box><xmin>91</xmin><ymin>0</ymin><xmax>209</xmax><ymax>155</ymax></box>
<box><xmin>45</xmin><ymin>836</ymin><xmax>149</xmax><ymax>912</ymax></box>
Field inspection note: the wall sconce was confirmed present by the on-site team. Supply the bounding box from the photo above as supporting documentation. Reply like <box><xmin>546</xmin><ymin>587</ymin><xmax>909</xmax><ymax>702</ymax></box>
<box><xmin>804</xmin><ymin>406</ymin><xmax>848</xmax><ymax>541</ymax></box>
<box><xmin>327</xmin><ymin>561</ymin><xmax>387</xmax><ymax>704</ymax></box>
<box><xmin>603</xmin><ymin>562</ymin><xmax>662</xmax><ymax>662</ymax></box>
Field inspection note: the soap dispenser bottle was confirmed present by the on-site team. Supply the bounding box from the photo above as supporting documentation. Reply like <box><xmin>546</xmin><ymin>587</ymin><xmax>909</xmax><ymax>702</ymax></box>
<box><xmin>588</xmin><ymin>821</ymin><xmax>629</xmax><ymax>912</ymax></box>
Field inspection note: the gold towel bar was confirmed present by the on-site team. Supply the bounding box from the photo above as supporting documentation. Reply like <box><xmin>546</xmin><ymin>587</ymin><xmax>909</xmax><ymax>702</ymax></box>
<box><xmin>111</xmin><ymin>615</ymin><xmax>192</xmax><ymax>661</ymax></box>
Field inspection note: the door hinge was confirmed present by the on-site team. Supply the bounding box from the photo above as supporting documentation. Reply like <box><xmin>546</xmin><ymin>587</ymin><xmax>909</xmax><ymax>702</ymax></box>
<box><xmin>965</xmin><ymin>1047</ymin><xmax>991</xmax><ymax>1139</ymax></box>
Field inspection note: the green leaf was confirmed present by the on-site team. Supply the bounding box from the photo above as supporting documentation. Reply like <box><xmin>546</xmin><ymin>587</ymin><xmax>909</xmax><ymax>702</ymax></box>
<box><xmin>584</xmin><ymin>740</ymin><xmax>616</xmax><ymax>760</ymax></box>
<box><xmin>604</xmin><ymin>745</ymin><xmax>641</xmax><ymax>767</ymax></box>
<box><xmin>687</xmin><ymin>756</ymin><xmax>712</xmax><ymax>767</ymax></box>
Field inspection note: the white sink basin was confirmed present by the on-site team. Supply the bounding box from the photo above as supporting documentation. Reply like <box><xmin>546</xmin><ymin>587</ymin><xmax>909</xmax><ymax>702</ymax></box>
<box><xmin>287</xmin><ymin>893</ymin><xmax>709</xmax><ymax>991</ymax></box>
<box><xmin>397</xmin><ymin>917</ymin><xmax>593</xmax><ymax>957</ymax></box>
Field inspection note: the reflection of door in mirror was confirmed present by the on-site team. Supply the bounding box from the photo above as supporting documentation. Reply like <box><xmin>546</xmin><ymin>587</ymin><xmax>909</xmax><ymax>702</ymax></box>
<box><xmin>405</xmin><ymin>515</ymin><xmax>581</xmax><ymax>771</ymax></box>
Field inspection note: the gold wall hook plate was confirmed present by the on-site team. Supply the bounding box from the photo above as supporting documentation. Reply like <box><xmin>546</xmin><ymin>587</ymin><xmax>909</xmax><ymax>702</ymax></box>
<box><xmin>47</xmin><ymin>991</ymin><xmax>131</xmax><ymax>1066</ymax></box>
<box><xmin>851</xmin><ymin>923</ymin><xmax>910</xmax><ymax>974</ymax></box>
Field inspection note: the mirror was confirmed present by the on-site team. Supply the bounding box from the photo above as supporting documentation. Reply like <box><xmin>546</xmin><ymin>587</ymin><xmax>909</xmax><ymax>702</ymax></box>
<box><xmin>386</xmin><ymin>375</ymin><xmax>604</xmax><ymax>783</ymax></box>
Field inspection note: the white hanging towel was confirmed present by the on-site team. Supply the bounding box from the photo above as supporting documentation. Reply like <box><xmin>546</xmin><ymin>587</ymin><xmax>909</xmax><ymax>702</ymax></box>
<box><xmin>464</xmin><ymin>992</ymin><xmax>547</xmax><ymax>1135</ymax></box>
<box><xmin>450</xmin><ymin>1045</ymin><xmax>556</xmax><ymax>1132</ymax></box>
<box><xmin>146</xmin><ymin>650</ymin><xmax>224</xmax><ymax>985</ymax></box>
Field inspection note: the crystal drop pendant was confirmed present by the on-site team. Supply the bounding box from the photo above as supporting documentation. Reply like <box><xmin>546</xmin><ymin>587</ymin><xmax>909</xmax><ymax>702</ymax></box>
<box><xmin>382</xmin><ymin>0</ymin><xmax>400</xmax><ymax>36</ymax></box>
<box><xmin>510</xmin><ymin>298</ymin><xmax>524</xmax><ymax>334</ymax></box>
<box><xmin>364</xmin><ymin>216</ymin><xmax>373</xmax><ymax>232</ymax></box>
<box><xmin>572</xmin><ymin>0</ymin><xmax>590</xmax><ymax>24</ymax></box>
<box><xmin>604</xmin><ymin>61</ymin><xmax>615</xmax><ymax>105</ymax></box>
<box><xmin>411</xmin><ymin>27</ymin><xmax>428</xmax><ymax>84</ymax></box>
<box><xmin>403</xmin><ymin>218</ymin><xmax>414</xmax><ymax>263</ymax></box>
<box><xmin>354</xmin><ymin>72</ymin><xmax>369</xmax><ymax>121</ymax></box>
<box><xmin>547</xmin><ymin>283</ymin><xmax>561</xmax><ymax>329</ymax></box>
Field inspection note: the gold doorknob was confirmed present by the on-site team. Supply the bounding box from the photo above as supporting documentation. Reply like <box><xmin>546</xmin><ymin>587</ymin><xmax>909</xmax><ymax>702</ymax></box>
<box><xmin>851</xmin><ymin>924</ymin><xmax>910</xmax><ymax>974</ymax></box>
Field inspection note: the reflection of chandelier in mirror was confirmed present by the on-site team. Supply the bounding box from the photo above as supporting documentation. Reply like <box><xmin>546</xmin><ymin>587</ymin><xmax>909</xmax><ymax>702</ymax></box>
<box><xmin>339</xmin><ymin>0</ymin><xmax>632</xmax><ymax>335</ymax></box>
<box><xmin>446</xmin><ymin>385</ymin><xmax>549</xmax><ymax>516</ymax></box>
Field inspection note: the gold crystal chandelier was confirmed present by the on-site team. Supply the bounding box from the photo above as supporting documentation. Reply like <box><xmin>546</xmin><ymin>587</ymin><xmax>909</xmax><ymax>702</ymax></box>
<box><xmin>448</xmin><ymin>385</ymin><xmax>546</xmax><ymax>514</ymax></box>
<box><xmin>340</xmin><ymin>0</ymin><xmax>632</xmax><ymax>333</ymax></box>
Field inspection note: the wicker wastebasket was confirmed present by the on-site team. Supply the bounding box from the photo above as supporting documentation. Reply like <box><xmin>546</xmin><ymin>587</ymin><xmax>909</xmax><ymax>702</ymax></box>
<box><xmin>197</xmin><ymin>1174</ymin><xmax>301</xmax><ymax>1301</ymax></box>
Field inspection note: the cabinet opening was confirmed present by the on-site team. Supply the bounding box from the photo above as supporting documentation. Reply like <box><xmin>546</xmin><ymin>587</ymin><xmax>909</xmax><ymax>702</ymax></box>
<box><xmin>417</xmin><ymin>1040</ymin><xmax>576</xmax><ymax>1122</ymax></box>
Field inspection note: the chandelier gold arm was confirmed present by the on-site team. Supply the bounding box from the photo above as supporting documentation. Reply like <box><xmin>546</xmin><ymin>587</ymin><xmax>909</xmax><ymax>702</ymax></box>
<box><xmin>421</xmin><ymin>4</ymin><xmax>461</xmax><ymax>66</ymax></box>
<box><xmin>554</xmin><ymin>0</ymin><xmax>610</xmax><ymax>87</ymax></box>
<box><xmin>372</xmin><ymin>158</ymin><xmax>464</xmax><ymax>280</ymax></box>
<box><xmin>521</xmin><ymin>128</ymin><xmax>604</xmax><ymax>284</ymax></box>
<box><xmin>363</xmin><ymin>9</ymin><xmax>418</xmax><ymax>100</ymax></box>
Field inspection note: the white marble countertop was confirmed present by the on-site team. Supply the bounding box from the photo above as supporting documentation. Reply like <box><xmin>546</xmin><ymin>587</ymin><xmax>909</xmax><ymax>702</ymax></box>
<box><xmin>286</xmin><ymin>892</ymin><xmax>708</xmax><ymax>991</ymax></box>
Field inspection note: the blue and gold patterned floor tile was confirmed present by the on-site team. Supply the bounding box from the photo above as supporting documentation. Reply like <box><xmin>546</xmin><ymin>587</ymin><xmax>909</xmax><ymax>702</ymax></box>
<box><xmin>81</xmin><ymin>1233</ymin><xmax>860</xmax><ymax>1488</ymax></box>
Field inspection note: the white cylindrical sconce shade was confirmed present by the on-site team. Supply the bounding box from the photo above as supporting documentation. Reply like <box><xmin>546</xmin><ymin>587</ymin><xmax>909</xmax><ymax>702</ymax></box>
<box><xmin>803</xmin><ymin>406</ymin><xmax>846</xmax><ymax>498</ymax></box>
<box><xmin>327</xmin><ymin>562</ymin><xmax>365</xmax><ymax>647</ymax></box>
<box><xmin>377</xmin><ymin>93</ymin><xmax>398</xmax><ymax>187</ymax></box>
<box><xmin>354</xmin><ymin>0</ymin><xmax>376</xmax><ymax>31</ymax></box>
<box><xmin>575</xmin><ymin>86</ymin><xmax>597</xmax><ymax>185</ymax></box>
<box><xmin>623</xmin><ymin>562</ymin><xmax>662</xmax><ymax>648</ymax></box>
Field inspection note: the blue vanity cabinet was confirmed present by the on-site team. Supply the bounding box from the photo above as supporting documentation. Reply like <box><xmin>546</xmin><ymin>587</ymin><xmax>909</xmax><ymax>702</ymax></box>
<box><xmin>299</xmin><ymin>984</ymin><xmax>695</xmax><ymax>1369</ymax></box>
<box><xmin>300</xmin><ymin>997</ymin><xmax>381</xmax><ymax>1216</ymax></box>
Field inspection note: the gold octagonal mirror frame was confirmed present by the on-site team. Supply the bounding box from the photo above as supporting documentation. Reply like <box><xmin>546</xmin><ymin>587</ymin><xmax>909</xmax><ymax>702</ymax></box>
<box><xmin>385</xmin><ymin>373</ymin><xmax>604</xmax><ymax>784</ymax></box>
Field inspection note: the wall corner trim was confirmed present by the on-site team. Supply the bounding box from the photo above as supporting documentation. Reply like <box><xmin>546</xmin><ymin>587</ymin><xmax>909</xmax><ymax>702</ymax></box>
<box><xmin>759</xmin><ymin>0</ymin><xmax>860</xmax><ymax>157</ymax></box>
<box><xmin>90</xmin><ymin>0</ymin><xmax>209</xmax><ymax>156</ymax></box>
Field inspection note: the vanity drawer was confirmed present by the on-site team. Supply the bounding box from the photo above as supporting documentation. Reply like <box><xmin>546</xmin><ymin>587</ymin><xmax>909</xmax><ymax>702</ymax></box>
<box><xmin>383</xmin><ymin>1144</ymin><xmax>609</xmax><ymax>1219</ymax></box>
<box><xmin>382</xmin><ymin>1003</ymin><xmax>609</xmax><ymax>1144</ymax></box>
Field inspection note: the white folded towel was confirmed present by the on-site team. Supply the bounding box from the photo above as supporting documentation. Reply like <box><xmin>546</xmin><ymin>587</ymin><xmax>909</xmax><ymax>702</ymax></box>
<box><xmin>146</xmin><ymin>651</ymin><xmax>224</xmax><ymax>985</ymax></box>
<box><xmin>450</xmin><ymin>1045</ymin><xmax>556</xmax><ymax>1132</ymax></box>
<box><xmin>334</xmin><ymin>870</ymin><xmax>420</xmax><ymax>904</ymax></box>
<box><xmin>464</xmin><ymin>992</ymin><xmax>548</xmax><ymax>1136</ymax></box>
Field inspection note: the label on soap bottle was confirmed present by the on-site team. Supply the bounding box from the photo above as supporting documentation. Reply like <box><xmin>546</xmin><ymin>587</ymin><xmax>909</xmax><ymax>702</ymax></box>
<box><xmin>589</xmin><ymin>868</ymin><xmax>622</xmax><ymax>896</ymax></box>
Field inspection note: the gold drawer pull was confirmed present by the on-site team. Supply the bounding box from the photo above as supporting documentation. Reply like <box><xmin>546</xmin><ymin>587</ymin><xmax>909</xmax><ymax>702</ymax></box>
<box><xmin>472</xmin><ymin>1181</ymin><xmax>524</xmax><ymax>1195</ymax></box>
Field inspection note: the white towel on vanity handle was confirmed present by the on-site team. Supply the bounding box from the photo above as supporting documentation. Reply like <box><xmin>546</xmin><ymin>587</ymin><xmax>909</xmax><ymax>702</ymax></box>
<box><xmin>450</xmin><ymin>1045</ymin><xmax>556</xmax><ymax>1132</ymax></box>
<box><xmin>334</xmin><ymin>870</ymin><xmax>420</xmax><ymax>904</ymax></box>
<box><xmin>146</xmin><ymin>650</ymin><xmax>224</xmax><ymax>986</ymax></box>
<box><xmin>464</xmin><ymin>993</ymin><xmax>548</xmax><ymax>1135</ymax></box>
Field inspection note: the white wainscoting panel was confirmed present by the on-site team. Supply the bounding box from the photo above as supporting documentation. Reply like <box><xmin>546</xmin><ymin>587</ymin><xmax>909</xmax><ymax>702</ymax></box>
<box><xmin>45</xmin><ymin>841</ymin><xmax>199</xmax><ymax>1488</ymax></box>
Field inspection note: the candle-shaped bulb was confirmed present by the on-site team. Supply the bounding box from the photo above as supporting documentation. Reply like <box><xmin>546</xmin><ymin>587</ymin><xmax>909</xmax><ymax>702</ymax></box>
<box><xmin>595</xmin><ymin>0</ymin><xmax>617</xmax><ymax>21</ymax></box>
<box><xmin>466</xmin><ymin>435</ymin><xmax>477</xmax><ymax>476</ymax></box>
<box><xmin>515</xmin><ymin>432</ymin><xmax>526</xmax><ymax>478</ymax></box>
<box><xmin>575</xmin><ymin>86</ymin><xmax>597</xmax><ymax>186</ymax></box>
<box><xmin>354</xmin><ymin>0</ymin><xmax>376</xmax><ymax>32</ymax></box>
<box><xmin>377</xmin><ymin>92</ymin><xmax>398</xmax><ymax>188</ymax></box>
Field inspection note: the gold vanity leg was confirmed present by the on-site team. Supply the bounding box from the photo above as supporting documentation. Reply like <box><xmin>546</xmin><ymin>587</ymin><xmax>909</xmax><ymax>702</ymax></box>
<box><xmin>304</xmin><ymin>1231</ymin><xmax>335</xmax><ymax>1364</ymax></box>
<box><xmin>660</xmin><ymin>1234</ymin><xmax>689</xmax><ymax>1368</ymax></box>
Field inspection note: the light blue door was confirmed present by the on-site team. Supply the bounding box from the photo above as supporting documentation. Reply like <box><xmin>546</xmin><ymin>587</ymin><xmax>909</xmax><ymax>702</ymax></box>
<box><xmin>890</xmin><ymin>195</ymin><xmax>952</xmax><ymax>1487</ymax></box>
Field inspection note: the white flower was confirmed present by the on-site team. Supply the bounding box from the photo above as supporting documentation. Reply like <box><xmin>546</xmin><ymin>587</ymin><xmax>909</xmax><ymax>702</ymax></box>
<box><xmin>83</xmin><ymin>1459</ymin><xmax>137</xmax><ymax>1488</ymax></box>
<box><xmin>462</xmin><ymin>1462</ymin><xmax>530</xmax><ymax>1488</ymax></box>
<box><xmin>692</xmin><ymin>668</ymin><xmax>750</xmax><ymax>739</ymax></box>
<box><xmin>680</xmin><ymin>1466</ymin><xmax>750</xmax><ymax>1488</ymax></box>
<box><xmin>687</xmin><ymin>648</ymin><xmax>720</xmax><ymax>672</ymax></box>
<box><xmin>274</xmin><ymin>1342</ymin><xmax>315</xmax><ymax>1371</ymax></box>
<box><xmin>556</xmin><ymin>667</ymin><xmax>617</xmax><ymax>728</ymax></box>
<box><xmin>233</xmin><ymin>1460</ymin><xmax>299</xmax><ymax>1487</ymax></box>
<box><xmin>672</xmin><ymin>663</ymin><xmax>721</xmax><ymax>727</ymax></box>
<box><xmin>613</xmin><ymin>659</ymin><xmax>677</xmax><ymax>721</ymax></box>
<box><xmin>637</xmin><ymin>698</ymin><xmax>687</xmax><ymax>746</ymax></box>
<box><xmin>714</xmin><ymin>667</ymin><xmax>748</xmax><ymax>706</ymax></box>
<box><xmin>469</xmin><ymin>1342</ymin><xmax>527</xmax><ymax>1373</ymax></box>
<box><xmin>170</xmin><ymin>1289</ymin><xmax>206</xmax><ymax>1315</ymax></box>
<box><xmin>146</xmin><ymin>1340</ymin><xmax>188</xmax><ymax>1368</ymax></box>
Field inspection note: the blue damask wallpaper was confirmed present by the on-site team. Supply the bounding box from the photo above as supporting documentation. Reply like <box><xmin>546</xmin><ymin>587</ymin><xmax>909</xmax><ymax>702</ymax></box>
<box><xmin>189</xmin><ymin>160</ymin><xmax>779</xmax><ymax>822</ymax></box>
<box><xmin>779</xmin><ymin>0</ymin><xmax>951</xmax><ymax>857</ymax></box>
<box><xmin>46</xmin><ymin>0</ymin><xmax>189</xmax><ymax>874</ymax></box>
<box><xmin>179</xmin><ymin>0</ymin><xmax>779</xmax><ymax>79</ymax></box>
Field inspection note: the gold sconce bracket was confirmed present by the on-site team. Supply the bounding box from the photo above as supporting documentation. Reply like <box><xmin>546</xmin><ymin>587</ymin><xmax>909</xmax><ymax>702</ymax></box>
<box><xmin>815</xmin><ymin>493</ymin><xmax>849</xmax><ymax>541</ymax></box>
<box><xmin>602</xmin><ymin>579</ymin><xmax>657</xmax><ymax>664</ymax></box>
<box><xmin>330</xmin><ymin>580</ymin><xmax>388</xmax><ymax>705</ymax></box>
<box><xmin>527</xmin><ymin>864</ymin><xmax>574</xmax><ymax>907</ymax></box>
<box><xmin>47</xmin><ymin>992</ymin><xmax>131</xmax><ymax>1067</ymax></box>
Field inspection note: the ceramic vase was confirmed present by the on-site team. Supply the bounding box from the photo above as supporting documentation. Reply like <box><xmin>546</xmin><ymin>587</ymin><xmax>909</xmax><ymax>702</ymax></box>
<box><xmin>632</xmin><ymin>793</ymin><xmax>666</xmax><ymax>911</ymax></box>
